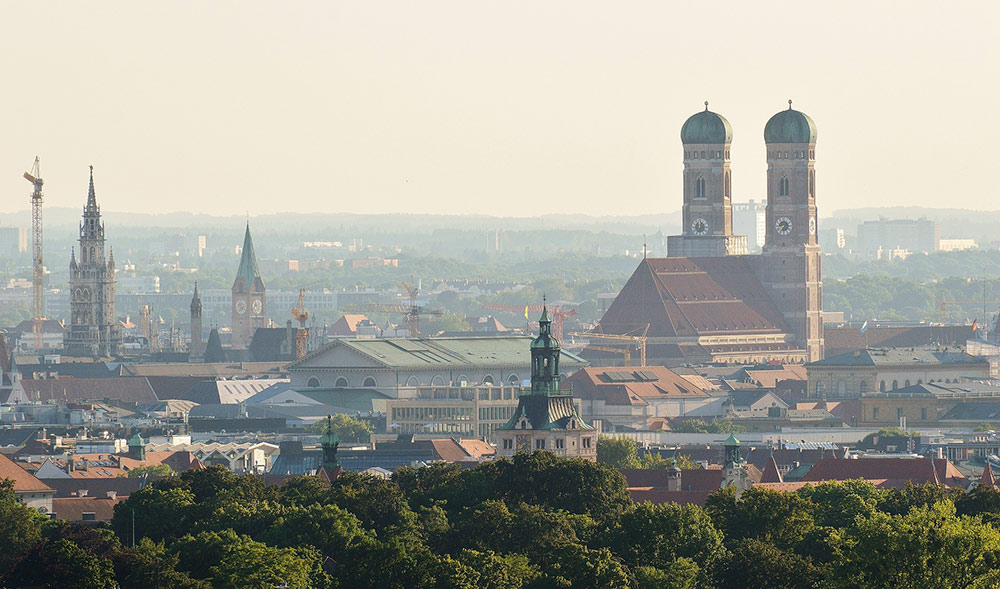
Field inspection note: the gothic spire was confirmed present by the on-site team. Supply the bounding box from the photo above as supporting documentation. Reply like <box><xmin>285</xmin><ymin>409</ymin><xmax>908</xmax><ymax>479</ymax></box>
<box><xmin>86</xmin><ymin>165</ymin><xmax>98</xmax><ymax>212</ymax></box>
<box><xmin>235</xmin><ymin>222</ymin><xmax>262</xmax><ymax>287</ymax></box>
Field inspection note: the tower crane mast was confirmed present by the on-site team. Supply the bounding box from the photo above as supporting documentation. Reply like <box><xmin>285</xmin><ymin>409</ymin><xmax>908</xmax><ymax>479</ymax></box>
<box><xmin>23</xmin><ymin>157</ymin><xmax>44</xmax><ymax>351</ymax></box>
<box><xmin>290</xmin><ymin>289</ymin><xmax>309</xmax><ymax>359</ymax></box>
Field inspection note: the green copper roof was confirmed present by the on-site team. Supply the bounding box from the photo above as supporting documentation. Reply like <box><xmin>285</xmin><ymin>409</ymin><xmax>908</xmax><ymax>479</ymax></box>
<box><xmin>681</xmin><ymin>105</ymin><xmax>733</xmax><ymax>145</ymax></box>
<box><xmin>723</xmin><ymin>433</ymin><xmax>741</xmax><ymax>447</ymax></box>
<box><xmin>128</xmin><ymin>433</ymin><xmax>145</xmax><ymax>447</ymax></box>
<box><xmin>235</xmin><ymin>223</ymin><xmax>262</xmax><ymax>287</ymax></box>
<box><xmin>764</xmin><ymin>103</ymin><xmax>817</xmax><ymax>144</ymax></box>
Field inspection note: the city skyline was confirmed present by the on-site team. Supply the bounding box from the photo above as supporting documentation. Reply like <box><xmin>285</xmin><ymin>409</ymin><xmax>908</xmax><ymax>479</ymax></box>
<box><xmin>1</xmin><ymin>1</ymin><xmax>997</xmax><ymax>217</ymax></box>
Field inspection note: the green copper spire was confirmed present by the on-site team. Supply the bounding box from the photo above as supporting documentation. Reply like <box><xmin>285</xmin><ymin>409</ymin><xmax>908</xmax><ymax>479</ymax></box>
<box><xmin>235</xmin><ymin>223</ymin><xmax>262</xmax><ymax>287</ymax></box>
<box><xmin>530</xmin><ymin>302</ymin><xmax>562</xmax><ymax>395</ymax></box>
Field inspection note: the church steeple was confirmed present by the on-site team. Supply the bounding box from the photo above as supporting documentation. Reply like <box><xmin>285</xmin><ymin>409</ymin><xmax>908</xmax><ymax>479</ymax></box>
<box><xmin>236</xmin><ymin>223</ymin><xmax>262</xmax><ymax>288</ymax></box>
<box><xmin>86</xmin><ymin>165</ymin><xmax>98</xmax><ymax>212</ymax></box>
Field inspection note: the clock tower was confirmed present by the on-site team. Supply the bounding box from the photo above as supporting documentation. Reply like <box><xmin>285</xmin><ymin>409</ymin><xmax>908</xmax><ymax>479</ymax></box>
<box><xmin>758</xmin><ymin>101</ymin><xmax>823</xmax><ymax>361</ymax></box>
<box><xmin>231</xmin><ymin>222</ymin><xmax>266</xmax><ymax>349</ymax></box>
<box><xmin>668</xmin><ymin>102</ymin><xmax>747</xmax><ymax>257</ymax></box>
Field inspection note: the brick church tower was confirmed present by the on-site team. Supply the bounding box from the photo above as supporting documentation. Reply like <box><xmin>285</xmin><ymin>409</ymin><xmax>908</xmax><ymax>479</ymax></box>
<box><xmin>755</xmin><ymin>101</ymin><xmax>824</xmax><ymax>361</ymax></box>
<box><xmin>668</xmin><ymin>102</ymin><xmax>747</xmax><ymax>257</ymax></box>
<box><xmin>66</xmin><ymin>167</ymin><xmax>119</xmax><ymax>358</ymax></box>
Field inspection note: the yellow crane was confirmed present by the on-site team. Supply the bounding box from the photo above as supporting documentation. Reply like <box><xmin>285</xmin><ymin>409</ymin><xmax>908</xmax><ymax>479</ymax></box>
<box><xmin>23</xmin><ymin>157</ymin><xmax>44</xmax><ymax>351</ymax></box>
<box><xmin>569</xmin><ymin>325</ymin><xmax>649</xmax><ymax>367</ymax></box>
<box><xmin>290</xmin><ymin>289</ymin><xmax>309</xmax><ymax>359</ymax></box>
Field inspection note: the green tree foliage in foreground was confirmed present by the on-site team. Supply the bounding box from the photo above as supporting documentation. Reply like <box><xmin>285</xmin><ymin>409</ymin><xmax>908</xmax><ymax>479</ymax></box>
<box><xmin>7</xmin><ymin>460</ymin><xmax>1000</xmax><ymax>587</ymax></box>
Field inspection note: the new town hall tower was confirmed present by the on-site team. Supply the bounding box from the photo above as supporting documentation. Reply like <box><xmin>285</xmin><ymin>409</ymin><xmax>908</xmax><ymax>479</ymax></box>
<box><xmin>66</xmin><ymin>167</ymin><xmax>119</xmax><ymax>357</ymax></box>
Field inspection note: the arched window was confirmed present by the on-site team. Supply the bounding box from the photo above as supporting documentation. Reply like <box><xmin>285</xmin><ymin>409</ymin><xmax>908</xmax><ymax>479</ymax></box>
<box><xmin>405</xmin><ymin>376</ymin><xmax>420</xmax><ymax>386</ymax></box>
<box><xmin>904</xmin><ymin>380</ymin><xmax>911</xmax><ymax>388</ymax></box>
<box><xmin>809</xmin><ymin>170</ymin><xmax>816</xmax><ymax>197</ymax></box>
<box><xmin>892</xmin><ymin>380</ymin><xmax>898</xmax><ymax>391</ymax></box>
<box><xmin>695</xmin><ymin>176</ymin><xmax>706</xmax><ymax>198</ymax></box>
<box><xmin>483</xmin><ymin>375</ymin><xmax>494</xmax><ymax>385</ymax></box>
<box><xmin>815</xmin><ymin>381</ymin><xmax>825</xmax><ymax>396</ymax></box>
<box><xmin>334</xmin><ymin>376</ymin><xmax>349</xmax><ymax>387</ymax></box>
<box><xmin>90</xmin><ymin>247</ymin><xmax>96</xmax><ymax>261</ymax></box>
<box><xmin>779</xmin><ymin>176</ymin><xmax>790</xmax><ymax>196</ymax></box>
<box><xmin>306</xmin><ymin>377</ymin><xmax>320</xmax><ymax>388</ymax></box>
<box><xmin>432</xmin><ymin>375</ymin><xmax>446</xmax><ymax>386</ymax></box>
<box><xmin>859</xmin><ymin>381</ymin><xmax>868</xmax><ymax>394</ymax></box>
<box><xmin>917</xmin><ymin>379</ymin><xmax>923</xmax><ymax>385</ymax></box>
<box><xmin>837</xmin><ymin>380</ymin><xmax>846</xmax><ymax>396</ymax></box>
<box><xmin>81</xmin><ymin>248</ymin><xmax>87</xmax><ymax>263</ymax></box>
<box><xmin>363</xmin><ymin>376</ymin><xmax>377</xmax><ymax>387</ymax></box>
<box><xmin>508</xmin><ymin>374</ymin><xmax>520</xmax><ymax>385</ymax></box>
<box><xmin>456</xmin><ymin>375</ymin><xmax>469</xmax><ymax>385</ymax></box>
<box><xmin>880</xmin><ymin>381</ymin><xmax>886</xmax><ymax>392</ymax></box>
<box><xmin>724</xmin><ymin>172</ymin><xmax>731</xmax><ymax>198</ymax></box>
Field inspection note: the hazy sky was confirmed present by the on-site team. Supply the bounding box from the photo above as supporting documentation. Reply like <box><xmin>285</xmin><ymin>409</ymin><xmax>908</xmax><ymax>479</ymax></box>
<box><xmin>1</xmin><ymin>1</ymin><xmax>997</xmax><ymax>217</ymax></box>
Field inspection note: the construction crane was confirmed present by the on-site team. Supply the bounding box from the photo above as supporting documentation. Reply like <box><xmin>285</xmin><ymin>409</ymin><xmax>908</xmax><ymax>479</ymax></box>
<box><xmin>23</xmin><ymin>157</ymin><xmax>44</xmax><ymax>351</ymax></box>
<box><xmin>482</xmin><ymin>303</ymin><xmax>578</xmax><ymax>340</ymax></box>
<box><xmin>937</xmin><ymin>298</ymin><xmax>1000</xmax><ymax>325</ymax></box>
<box><xmin>343</xmin><ymin>303</ymin><xmax>442</xmax><ymax>338</ymax></box>
<box><xmin>290</xmin><ymin>289</ymin><xmax>309</xmax><ymax>359</ymax></box>
<box><xmin>569</xmin><ymin>325</ymin><xmax>649</xmax><ymax>367</ymax></box>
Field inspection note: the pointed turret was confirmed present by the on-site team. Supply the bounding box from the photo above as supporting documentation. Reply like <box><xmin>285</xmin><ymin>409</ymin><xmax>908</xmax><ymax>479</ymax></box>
<box><xmin>107</xmin><ymin>247</ymin><xmax>115</xmax><ymax>270</ymax></box>
<box><xmin>529</xmin><ymin>301</ymin><xmax>562</xmax><ymax>395</ymax></box>
<box><xmin>70</xmin><ymin>247</ymin><xmax>77</xmax><ymax>269</ymax></box>
<box><xmin>86</xmin><ymin>165</ymin><xmax>98</xmax><ymax>212</ymax></box>
<box><xmin>982</xmin><ymin>461</ymin><xmax>997</xmax><ymax>488</ymax></box>
<box><xmin>191</xmin><ymin>282</ymin><xmax>202</xmax><ymax>315</ymax></box>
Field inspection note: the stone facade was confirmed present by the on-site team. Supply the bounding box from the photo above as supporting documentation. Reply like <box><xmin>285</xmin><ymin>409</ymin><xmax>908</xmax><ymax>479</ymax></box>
<box><xmin>66</xmin><ymin>167</ymin><xmax>119</xmax><ymax>358</ymax></box>
<box><xmin>496</xmin><ymin>308</ymin><xmax>597</xmax><ymax>461</ymax></box>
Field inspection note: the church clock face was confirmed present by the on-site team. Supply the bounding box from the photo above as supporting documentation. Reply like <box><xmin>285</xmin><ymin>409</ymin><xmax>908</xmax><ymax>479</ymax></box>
<box><xmin>691</xmin><ymin>218</ymin><xmax>709</xmax><ymax>236</ymax></box>
<box><xmin>776</xmin><ymin>217</ymin><xmax>792</xmax><ymax>235</ymax></box>
<box><xmin>516</xmin><ymin>435</ymin><xmax>530</xmax><ymax>453</ymax></box>
<box><xmin>809</xmin><ymin>217</ymin><xmax>816</xmax><ymax>235</ymax></box>
<box><xmin>252</xmin><ymin>299</ymin><xmax>263</xmax><ymax>315</ymax></box>
<box><xmin>235</xmin><ymin>298</ymin><xmax>248</xmax><ymax>315</ymax></box>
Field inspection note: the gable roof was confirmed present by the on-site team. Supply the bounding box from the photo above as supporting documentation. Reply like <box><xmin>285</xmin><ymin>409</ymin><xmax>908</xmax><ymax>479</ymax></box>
<box><xmin>291</xmin><ymin>336</ymin><xmax>587</xmax><ymax>372</ymax></box>
<box><xmin>807</xmin><ymin>347</ymin><xmax>989</xmax><ymax>368</ymax></box>
<box><xmin>0</xmin><ymin>452</ymin><xmax>52</xmax><ymax>492</ymax></box>
<box><xmin>801</xmin><ymin>457</ymin><xmax>968</xmax><ymax>487</ymax></box>
<box><xmin>329</xmin><ymin>314</ymin><xmax>370</xmax><ymax>337</ymax></box>
<box><xmin>566</xmin><ymin>366</ymin><xmax>712</xmax><ymax>407</ymax></box>
<box><xmin>52</xmin><ymin>496</ymin><xmax>122</xmax><ymax>522</ymax></box>
<box><xmin>761</xmin><ymin>456</ymin><xmax>784</xmax><ymax>483</ymax></box>
<box><xmin>742</xmin><ymin>365</ymin><xmax>808</xmax><ymax>387</ymax></box>
<box><xmin>18</xmin><ymin>377</ymin><xmax>157</xmax><ymax>403</ymax></box>
<box><xmin>597</xmin><ymin>257</ymin><xmax>792</xmax><ymax>338</ymax></box>
<box><xmin>179</xmin><ymin>379</ymin><xmax>286</xmax><ymax>404</ymax></box>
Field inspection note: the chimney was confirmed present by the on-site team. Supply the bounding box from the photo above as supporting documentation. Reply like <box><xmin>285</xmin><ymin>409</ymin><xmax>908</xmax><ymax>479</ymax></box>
<box><xmin>78</xmin><ymin>489</ymin><xmax>88</xmax><ymax>497</ymax></box>
<box><xmin>106</xmin><ymin>491</ymin><xmax>117</xmax><ymax>500</ymax></box>
<box><xmin>937</xmin><ymin>447</ymin><xmax>944</xmax><ymax>460</ymax></box>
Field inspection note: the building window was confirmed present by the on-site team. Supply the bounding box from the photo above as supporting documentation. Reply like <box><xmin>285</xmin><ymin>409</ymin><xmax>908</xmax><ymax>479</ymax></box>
<box><xmin>502</xmin><ymin>439</ymin><xmax>512</xmax><ymax>450</ymax></box>
<box><xmin>904</xmin><ymin>380</ymin><xmax>911</xmax><ymax>388</ymax></box>
<box><xmin>535</xmin><ymin>439</ymin><xmax>545</xmax><ymax>450</ymax></box>
<box><xmin>880</xmin><ymin>381</ymin><xmax>886</xmax><ymax>392</ymax></box>
<box><xmin>509</xmin><ymin>374</ymin><xmax>520</xmax><ymax>385</ymax></box>
<box><xmin>779</xmin><ymin>176</ymin><xmax>790</xmax><ymax>196</ymax></box>
<box><xmin>724</xmin><ymin>172</ymin><xmax>731</xmax><ymax>198</ymax></box>
<box><xmin>582</xmin><ymin>437</ymin><xmax>592</xmax><ymax>448</ymax></box>
<box><xmin>81</xmin><ymin>512</ymin><xmax>96</xmax><ymax>521</ymax></box>
<box><xmin>897</xmin><ymin>408</ymin><xmax>904</xmax><ymax>418</ymax></box>
<box><xmin>306</xmin><ymin>377</ymin><xmax>320</xmax><ymax>388</ymax></box>
<box><xmin>892</xmin><ymin>380</ymin><xmax>898</xmax><ymax>391</ymax></box>
<box><xmin>334</xmin><ymin>377</ymin><xmax>349</xmax><ymax>387</ymax></box>
<box><xmin>809</xmin><ymin>170</ymin><xmax>816</xmax><ymax>197</ymax></box>
<box><xmin>859</xmin><ymin>381</ymin><xmax>868</xmax><ymax>394</ymax></box>
<box><xmin>695</xmin><ymin>176</ymin><xmax>705</xmax><ymax>198</ymax></box>
<box><xmin>363</xmin><ymin>376</ymin><xmax>377</xmax><ymax>387</ymax></box>
<box><xmin>837</xmin><ymin>380</ymin><xmax>846</xmax><ymax>397</ymax></box>
<box><xmin>483</xmin><ymin>375</ymin><xmax>494</xmax><ymax>385</ymax></box>
<box><xmin>556</xmin><ymin>438</ymin><xmax>565</xmax><ymax>449</ymax></box>
<box><xmin>873</xmin><ymin>407</ymin><xmax>879</xmax><ymax>419</ymax></box>
<box><xmin>921</xmin><ymin>408</ymin><xmax>928</xmax><ymax>420</ymax></box>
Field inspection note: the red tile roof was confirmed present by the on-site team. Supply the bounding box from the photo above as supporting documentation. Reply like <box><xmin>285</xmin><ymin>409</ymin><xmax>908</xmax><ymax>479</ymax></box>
<box><xmin>566</xmin><ymin>366</ymin><xmax>712</xmax><ymax>407</ymax></box>
<box><xmin>0</xmin><ymin>453</ymin><xmax>52</xmax><ymax>492</ymax></box>
<box><xmin>761</xmin><ymin>456</ymin><xmax>783</xmax><ymax>483</ymax></box>
<box><xmin>20</xmin><ymin>377</ymin><xmax>157</xmax><ymax>403</ymax></box>
<box><xmin>598</xmin><ymin>258</ymin><xmax>791</xmax><ymax>338</ymax></box>
<box><xmin>52</xmin><ymin>496</ymin><xmax>122</xmax><ymax>522</ymax></box>
<box><xmin>801</xmin><ymin>457</ymin><xmax>968</xmax><ymax>487</ymax></box>
<box><xmin>983</xmin><ymin>462</ymin><xmax>997</xmax><ymax>487</ymax></box>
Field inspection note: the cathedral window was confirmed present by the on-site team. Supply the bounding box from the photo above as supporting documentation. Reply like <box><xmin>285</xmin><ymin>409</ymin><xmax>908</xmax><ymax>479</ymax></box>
<box><xmin>879</xmin><ymin>380</ymin><xmax>886</xmax><ymax>392</ymax></box>
<box><xmin>859</xmin><ymin>381</ymin><xmax>868</xmax><ymax>394</ymax></box>
<box><xmin>724</xmin><ymin>172</ymin><xmax>731</xmax><ymax>198</ymax></box>
<box><xmin>809</xmin><ymin>170</ymin><xmax>816</xmax><ymax>197</ymax></box>
<box><xmin>363</xmin><ymin>376</ymin><xmax>377</xmax><ymax>387</ymax></box>
<box><xmin>695</xmin><ymin>176</ymin><xmax>706</xmax><ymax>198</ymax></box>
<box><xmin>779</xmin><ymin>176</ymin><xmax>790</xmax><ymax>196</ymax></box>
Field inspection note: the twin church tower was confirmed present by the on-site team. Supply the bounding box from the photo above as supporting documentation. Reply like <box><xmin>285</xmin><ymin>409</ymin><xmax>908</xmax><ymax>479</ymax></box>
<box><xmin>668</xmin><ymin>101</ymin><xmax>822</xmax><ymax>361</ymax></box>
